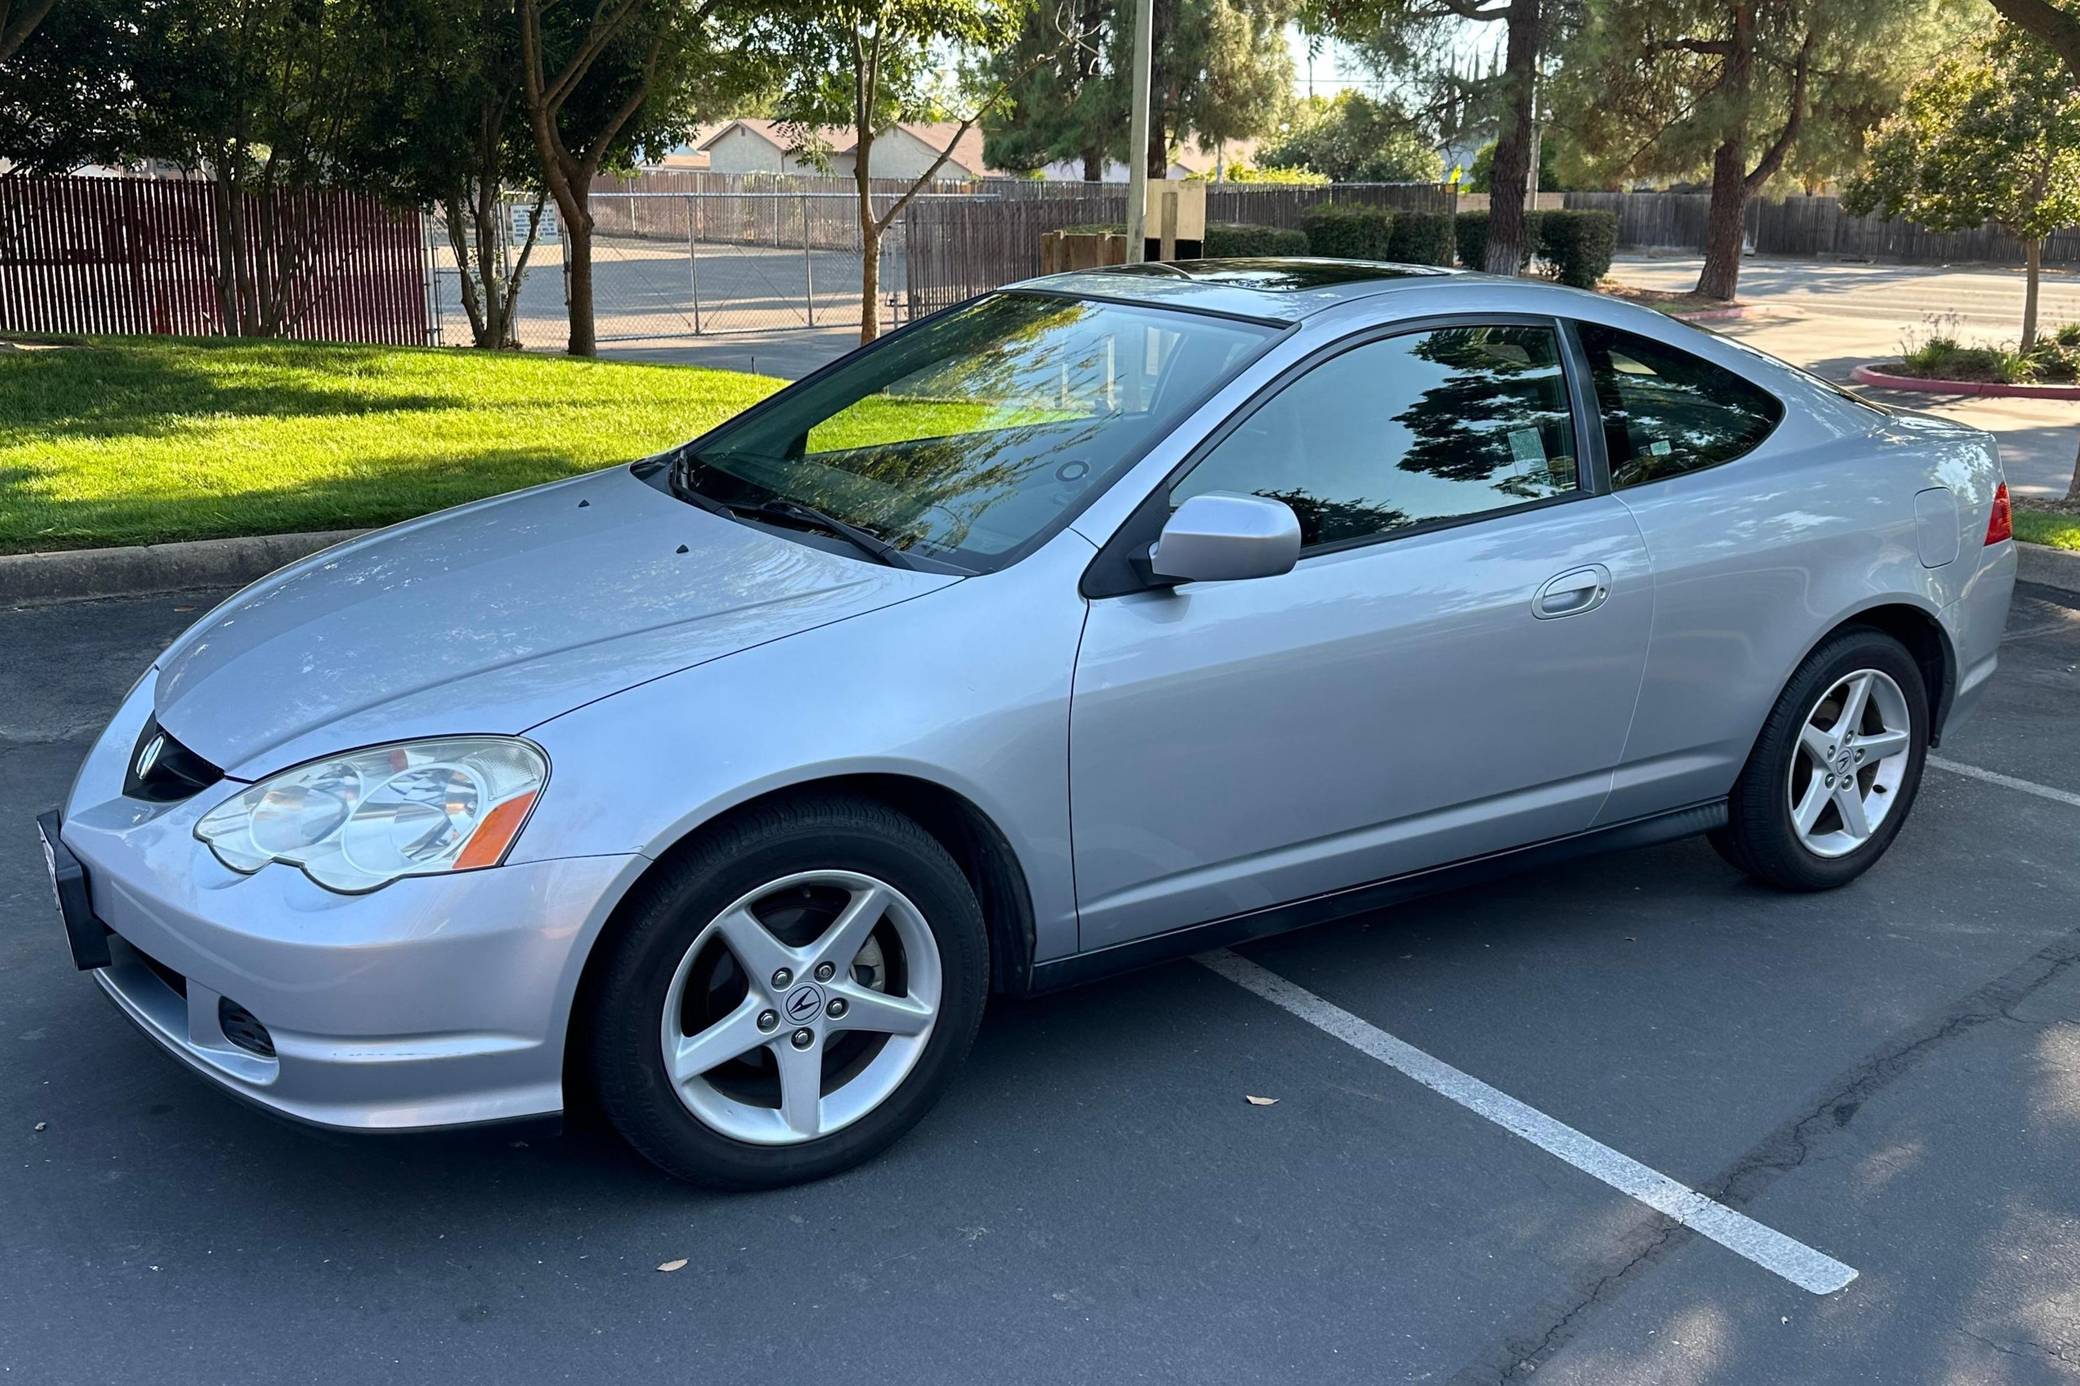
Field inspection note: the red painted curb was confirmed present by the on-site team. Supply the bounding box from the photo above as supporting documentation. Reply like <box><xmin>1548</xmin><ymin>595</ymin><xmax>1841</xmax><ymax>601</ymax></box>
<box><xmin>1849</xmin><ymin>363</ymin><xmax>2080</xmax><ymax>399</ymax></box>
<box><xmin>1670</xmin><ymin>305</ymin><xmax>1748</xmax><ymax>322</ymax></box>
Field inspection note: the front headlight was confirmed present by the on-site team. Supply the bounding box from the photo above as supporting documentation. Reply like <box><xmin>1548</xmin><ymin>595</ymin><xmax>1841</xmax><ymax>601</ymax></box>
<box><xmin>196</xmin><ymin>737</ymin><xmax>548</xmax><ymax>893</ymax></box>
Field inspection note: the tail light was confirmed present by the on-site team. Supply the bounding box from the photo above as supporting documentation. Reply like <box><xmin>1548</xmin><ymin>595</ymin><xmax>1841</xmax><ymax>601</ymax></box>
<box><xmin>1985</xmin><ymin>482</ymin><xmax>2012</xmax><ymax>545</ymax></box>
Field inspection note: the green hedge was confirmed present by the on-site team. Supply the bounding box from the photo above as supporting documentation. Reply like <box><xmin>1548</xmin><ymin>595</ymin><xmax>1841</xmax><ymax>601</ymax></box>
<box><xmin>1301</xmin><ymin>204</ymin><xmax>1396</xmax><ymax>259</ymax></box>
<box><xmin>1453</xmin><ymin>208</ymin><xmax>1541</xmax><ymax>271</ymax></box>
<box><xmin>1202</xmin><ymin>221</ymin><xmax>1309</xmax><ymax>257</ymax></box>
<box><xmin>1386</xmin><ymin>211</ymin><xmax>1455</xmax><ymax>267</ymax></box>
<box><xmin>1534</xmin><ymin>209</ymin><xmax>1617</xmax><ymax>288</ymax></box>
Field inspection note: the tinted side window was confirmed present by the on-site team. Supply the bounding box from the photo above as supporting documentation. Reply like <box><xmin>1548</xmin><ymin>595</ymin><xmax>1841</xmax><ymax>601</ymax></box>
<box><xmin>1576</xmin><ymin>323</ymin><xmax>1784</xmax><ymax>487</ymax></box>
<box><xmin>1172</xmin><ymin>325</ymin><xmax>1581</xmax><ymax>549</ymax></box>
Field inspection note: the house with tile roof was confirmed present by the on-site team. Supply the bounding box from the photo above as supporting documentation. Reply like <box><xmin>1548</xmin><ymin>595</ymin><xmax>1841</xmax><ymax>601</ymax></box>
<box><xmin>682</xmin><ymin>119</ymin><xmax>1001</xmax><ymax>181</ymax></box>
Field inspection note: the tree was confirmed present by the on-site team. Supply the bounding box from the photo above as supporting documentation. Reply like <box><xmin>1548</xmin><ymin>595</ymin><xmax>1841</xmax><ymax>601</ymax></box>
<box><xmin>518</xmin><ymin>0</ymin><xmax>746</xmax><ymax>357</ymax></box>
<box><xmin>1844</xmin><ymin>26</ymin><xmax>2080</xmax><ymax>349</ymax></box>
<box><xmin>1119</xmin><ymin>0</ymin><xmax>1297</xmax><ymax>179</ymax></box>
<box><xmin>87</xmin><ymin>0</ymin><xmax>382</xmax><ymax>336</ymax></box>
<box><xmin>1466</xmin><ymin>132</ymin><xmax>1556</xmax><ymax>191</ymax></box>
<box><xmin>0</xmin><ymin>0</ymin><xmax>138</xmax><ymax>175</ymax></box>
<box><xmin>759</xmin><ymin>0</ymin><xmax>1059</xmax><ymax>342</ymax></box>
<box><xmin>1302</xmin><ymin>0</ymin><xmax>1548</xmax><ymax>273</ymax></box>
<box><xmin>346</xmin><ymin>0</ymin><xmax>546</xmax><ymax>349</ymax></box>
<box><xmin>982</xmin><ymin>0</ymin><xmax>1294</xmax><ymax>183</ymax></box>
<box><xmin>1260</xmin><ymin>91</ymin><xmax>1444</xmax><ymax>182</ymax></box>
<box><xmin>985</xmin><ymin>0</ymin><xmax>1115</xmax><ymax>179</ymax></box>
<box><xmin>1554</xmin><ymin>0</ymin><xmax>1950</xmax><ymax>300</ymax></box>
<box><xmin>1985</xmin><ymin>0</ymin><xmax>2080</xmax><ymax>76</ymax></box>
<box><xmin>0</xmin><ymin>0</ymin><xmax>54</xmax><ymax>65</ymax></box>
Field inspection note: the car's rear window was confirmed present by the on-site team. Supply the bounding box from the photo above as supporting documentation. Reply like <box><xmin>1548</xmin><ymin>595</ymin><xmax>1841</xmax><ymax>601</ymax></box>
<box><xmin>1576</xmin><ymin>322</ymin><xmax>1785</xmax><ymax>487</ymax></box>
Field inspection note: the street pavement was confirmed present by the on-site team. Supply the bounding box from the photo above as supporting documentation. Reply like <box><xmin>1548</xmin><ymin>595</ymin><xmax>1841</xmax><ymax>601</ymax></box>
<box><xmin>3</xmin><ymin>582</ymin><xmax>2079</xmax><ymax>1383</ymax></box>
<box><xmin>1614</xmin><ymin>253</ymin><xmax>2080</xmax><ymax>500</ymax></box>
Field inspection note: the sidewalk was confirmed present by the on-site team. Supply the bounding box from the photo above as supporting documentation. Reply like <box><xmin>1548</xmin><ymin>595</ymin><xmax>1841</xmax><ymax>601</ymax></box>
<box><xmin>1612</xmin><ymin>254</ymin><xmax>2080</xmax><ymax>498</ymax></box>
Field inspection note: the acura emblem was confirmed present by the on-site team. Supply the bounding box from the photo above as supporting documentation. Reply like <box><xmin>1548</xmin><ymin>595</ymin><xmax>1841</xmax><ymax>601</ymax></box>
<box><xmin>134</xmin><ymin>733</ymin><xmax>166</xmax><ymax>780</ymax></box>
<box><xmin>784</xmin><ymin>983</ymin><xmax>824</xmax><ymax>1023</ymax></box>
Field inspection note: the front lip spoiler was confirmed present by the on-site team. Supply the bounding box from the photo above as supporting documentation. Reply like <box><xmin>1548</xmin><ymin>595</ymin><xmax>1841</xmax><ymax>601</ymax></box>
<box><xmin>99</xmin><ymin>974</ymin><xmax>566</xmax><ymax>1144</ymax></box>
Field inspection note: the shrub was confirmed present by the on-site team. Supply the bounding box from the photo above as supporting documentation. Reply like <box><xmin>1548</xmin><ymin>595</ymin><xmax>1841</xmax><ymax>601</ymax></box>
<box><xmin>1201</xmin><ymin>222</ymin><xmax>1309</xmax><ymax>257</ymax></box>
<box><xmin>1301</xmin><ymin>204</ymin><xmax>1396</xmax><ymax>259</ymax></box>
<box><xmin>1535</xmin><ymin>209</ymin><xmax>1618</xmax><ymax>288</ymax></box>
<box><xmin>1386</xmin><ymin>211</ymin><xmax>1455</xmax><ymax>266</ymax></box>
<box><xmin>1189</xmin><ymin>162</ymin><xmax>1330</xmax><ymax>186</ymax></box>
<box><xmin>1453</xmin><ymin>208</ymin><xmax>1541</xmax><ymax>271</ymax></box>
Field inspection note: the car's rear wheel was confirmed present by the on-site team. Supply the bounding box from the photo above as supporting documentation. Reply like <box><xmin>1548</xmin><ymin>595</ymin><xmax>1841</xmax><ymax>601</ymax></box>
<box><xmin>586</xmin><ymin>797</ymin><xmax>988</xmax><ymax>1188</ymax></box>
<box><xmin>1712</xmin><ymin>628</ymin><xmax>1929</xmax><ymax>891</ymax></box>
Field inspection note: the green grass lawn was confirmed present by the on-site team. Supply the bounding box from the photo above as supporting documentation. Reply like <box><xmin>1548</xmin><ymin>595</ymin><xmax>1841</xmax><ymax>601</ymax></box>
<box><xmin>2014</xmin><ymin>505</ymin><xmax>2080</xmax><ymax>552</ymax></box>
<box><xmin>0</xmin><ymin>339</ymin><xmax>786</xmax><ymax>553</ymax></box>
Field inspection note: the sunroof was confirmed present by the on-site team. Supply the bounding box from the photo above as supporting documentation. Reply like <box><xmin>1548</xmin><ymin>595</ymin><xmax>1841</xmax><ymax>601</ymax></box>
<box><xmin>1100</xmin><ymin>259</ymin><xmax>1454</xmax><ymax>291</ymax></box>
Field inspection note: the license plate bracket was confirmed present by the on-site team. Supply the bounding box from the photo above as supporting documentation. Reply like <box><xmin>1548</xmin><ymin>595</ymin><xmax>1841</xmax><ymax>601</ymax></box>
<box><xmin>36</xmin><ymin>810</ymin><xmax>110</xmax><ymax>971</ymax></box>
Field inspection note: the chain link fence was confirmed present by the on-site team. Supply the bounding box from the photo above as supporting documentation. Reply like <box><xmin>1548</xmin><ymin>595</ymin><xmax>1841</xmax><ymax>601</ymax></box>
<box><xmin>427</xmin><ymin>177</ymin><xmax>1462</xmax><ymax>351</ymax></box>
<box><xmin>429</xmin><ymin>190</ymin><xmax>930</xmax><ymax>349</ymax></box>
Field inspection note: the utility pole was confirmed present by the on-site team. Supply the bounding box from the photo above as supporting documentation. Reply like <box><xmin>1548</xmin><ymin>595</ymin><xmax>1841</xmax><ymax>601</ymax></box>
<box><xmin>1525</xmin><ymin>61</ymin><xmax>1542</xmax><ymax>212</ymax></box>
<box><xmin>1124</xmin><ymin>0</ymin><xmax>1154</xmax><ymax>263</ymax></box>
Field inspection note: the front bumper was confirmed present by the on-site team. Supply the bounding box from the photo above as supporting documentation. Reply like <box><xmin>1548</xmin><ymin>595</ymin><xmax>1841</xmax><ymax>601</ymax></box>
<box><xmin>56</xmin><ymin>673</ymin><xmax>646</xmax><ymax>1132</ymax></box>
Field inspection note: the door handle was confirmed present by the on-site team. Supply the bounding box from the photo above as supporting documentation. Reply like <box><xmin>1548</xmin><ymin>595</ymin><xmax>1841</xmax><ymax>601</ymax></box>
<box><xmin>1532</xmin><ymin>565</ymin><xmax>1612</xmax><ymax>619</ymax></box>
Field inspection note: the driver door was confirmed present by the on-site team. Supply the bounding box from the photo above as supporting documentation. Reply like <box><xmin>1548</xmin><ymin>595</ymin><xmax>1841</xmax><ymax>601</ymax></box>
<box><xmin>1068</xmin><ymin>320</ymin><xmax>1653</xmax><ymax>951</ymax></box>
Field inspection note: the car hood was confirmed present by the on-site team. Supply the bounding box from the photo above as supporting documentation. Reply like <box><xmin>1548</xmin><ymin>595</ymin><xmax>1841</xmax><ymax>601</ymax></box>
<box><xmin>154</xmin><ymin>466</ymin><xmax>955</xmax><ymax>777</ymax></box>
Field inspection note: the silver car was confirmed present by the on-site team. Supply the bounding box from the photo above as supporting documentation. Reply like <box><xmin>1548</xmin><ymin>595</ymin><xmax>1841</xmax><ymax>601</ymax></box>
<box><xmin>43</xmin><ymin>261</ymin><xmax>2017</xmax><ymax>1186</ymax></box>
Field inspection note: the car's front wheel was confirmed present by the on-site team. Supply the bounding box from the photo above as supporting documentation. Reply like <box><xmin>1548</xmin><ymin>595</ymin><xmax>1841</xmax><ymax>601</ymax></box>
<box><xmin>586</xmin><ymin>796</ymin><xmax>988</xmax><ymax>1188</ymax></box>
<box><xmin>1712</xmin><ymin>627</ymin><xmax>1929</xmax><ymax>891</ymax></box>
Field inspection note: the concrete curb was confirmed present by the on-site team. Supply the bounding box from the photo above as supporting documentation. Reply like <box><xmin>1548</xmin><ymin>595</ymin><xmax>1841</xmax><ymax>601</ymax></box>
<box><xmin>0</xmin><ymin>529</ymin><xmax>366</xmax><ymax>606</ymax></box>
<box><xmin>1670</xmin><ymin>304</ymin><xmax>1749</xmax><ymax>323</ymax></box>
<box><xmin>2018</xmin><ymin>539</ymin><xmax>2080</xmax><ymax>594</ymax></box>
<box><xmin>1849</xmin><ymin>364</ymin><xmax>2080</xmax><ymax>399</ymax></box>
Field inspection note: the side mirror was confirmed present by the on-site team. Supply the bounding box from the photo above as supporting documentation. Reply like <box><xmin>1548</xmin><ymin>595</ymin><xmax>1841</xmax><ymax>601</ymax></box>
<box><xmin>1148</xmin><ymin>493</ymin><xmax>1301</xmax><ymax>584</ymax></box>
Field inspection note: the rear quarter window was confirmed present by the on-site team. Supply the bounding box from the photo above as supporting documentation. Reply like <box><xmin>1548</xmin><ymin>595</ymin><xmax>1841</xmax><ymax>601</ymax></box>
<box><xmin>1576</xmin><ymin>322</ymin><xmax>1785</xmax><ymax>487</ymax></box>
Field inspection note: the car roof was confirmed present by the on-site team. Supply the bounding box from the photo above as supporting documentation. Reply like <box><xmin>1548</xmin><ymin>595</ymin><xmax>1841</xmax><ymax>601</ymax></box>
<box><xmin>1013</xmin><ymin>258</ymin><xmax>1475</xmax><ymax>324</ymax></box>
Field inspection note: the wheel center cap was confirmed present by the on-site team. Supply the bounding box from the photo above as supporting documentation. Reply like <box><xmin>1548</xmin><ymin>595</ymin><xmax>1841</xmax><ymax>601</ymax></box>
<box><xmin>782</xmin><ymin>982</ymin><xmax>825</xmax><ymax>1025</ymax></box>
<box><xmin>1835</xmin><ymin>753</ymin><xmax>1853</xmax><ymax>774</ymax></box>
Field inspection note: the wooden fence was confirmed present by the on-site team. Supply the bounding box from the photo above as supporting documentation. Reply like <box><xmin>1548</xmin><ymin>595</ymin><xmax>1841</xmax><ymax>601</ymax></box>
<box><xmin>1563</xmin><ymin>190</ymin><xmax>2080</xmax><ymax>267</ymax></box>
<box><xmin>899</xmin><ymin>181</ymin><xmax>1459</xmax><ymax>318</ymax></box>
<box><xmin>0</xmin><ymin>175</ymin><xmax>428</xmax><ymax>344</ymax></box>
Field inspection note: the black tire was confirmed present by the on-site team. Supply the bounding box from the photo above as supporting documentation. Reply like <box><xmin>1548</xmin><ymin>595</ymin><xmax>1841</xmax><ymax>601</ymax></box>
<box><xmin>1711</xmin><ymin>627</ymin><xmax>1929</xmax><ymax>891</ymax></box>
<box><xmin>586</xmin><ymin>795</ymin><xmax>988</xmax><ymax>1188</ymax></box>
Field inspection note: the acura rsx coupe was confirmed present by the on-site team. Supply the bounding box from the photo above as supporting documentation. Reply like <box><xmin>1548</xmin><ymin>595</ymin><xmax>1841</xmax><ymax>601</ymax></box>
<box><xmin>41</xmin><ymin>259</ymin><xmax>2016</xmax><ymax>1187</ymax></box>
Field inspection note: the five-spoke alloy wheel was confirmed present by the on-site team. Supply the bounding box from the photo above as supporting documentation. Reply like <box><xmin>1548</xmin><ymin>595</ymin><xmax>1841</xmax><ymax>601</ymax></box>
<box><xmin>660</xmin><ymin>870</ymin><xmax>940</xmax><ymax>1145</ymax></box>
<box><xmin>1714</xmin><ymin>627</ymin><xmax>1929</xmax><ymax>891</ymax></box>
<box><xmin>1785</xmin><ymin>668</ymin><xmax>1914</xmax><ymax>859</ymax></box>
<box><xmin>586</xmin><ymin>796</ymin><xmax>988</xmax><ymax>1188</ymax></box>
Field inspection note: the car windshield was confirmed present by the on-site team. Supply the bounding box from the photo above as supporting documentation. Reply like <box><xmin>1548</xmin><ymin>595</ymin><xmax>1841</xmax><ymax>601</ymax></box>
<box><xmin>662</xmin><ymin>292</ymin><xmax>1279</xmax><ymax>572</ymax></box>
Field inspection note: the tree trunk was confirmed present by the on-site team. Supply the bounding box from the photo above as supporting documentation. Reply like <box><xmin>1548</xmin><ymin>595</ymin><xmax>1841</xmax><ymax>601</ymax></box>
<box><xmin>1698</xmin><ymin>137</ymin><xmax>1749</xmax><ymax>301</ymax></box>
<box><xmin>442</xmin><ymin>189</ymin><xmax>491</xmax><ymax>347</ymax></box>
<box><xmin>2066</xmin><ymin>434</ymin><xmax>2080</xmax><ymax>503</ymax></box>
<box><xmin>1696</xmin><ymin>3</ymin><xmax>1757</xmax><ymax>302</ymax></box>
<box><xmin>1483</xmin><ymin>0</ymin><xmax>1541</xmax><ymax>275</ymax></box>
<box><xmin>564</xmin><ymin>195</ymin><xmax>595</xmax><ymax>357</ymax></box>
<box><xmin>1082</xmin><ymin>149</ymin><xmax>1103</xmax><ymax>182</ymax></box>
<box><xmin>856</xmin><ymin>128</ymin><xmax>881</xmax><ymax>343</ymax></box>
<box><xmin>861</xmin><ymin>222</ymin><xmax>882</xmax><ymax>343</ymax></box>
<box><xmin>2022</xmin><ymin>237</ymin><xmax>2043</xmax><ymax>348</ymax></box>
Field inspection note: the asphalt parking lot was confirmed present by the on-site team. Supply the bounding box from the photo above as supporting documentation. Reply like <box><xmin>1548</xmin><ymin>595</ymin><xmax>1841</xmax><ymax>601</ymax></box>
<box><xmin>4</xmin><ymin>582</ymin><xmax>2080</xmax><ymax>1384</ymax></box>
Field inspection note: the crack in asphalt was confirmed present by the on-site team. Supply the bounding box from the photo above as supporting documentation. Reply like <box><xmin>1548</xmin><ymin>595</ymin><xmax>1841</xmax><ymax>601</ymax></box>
<box><xmin>1958</xmin><ymin>1326</ymin><xmax>2080</xmax><ymax>1369</ymax></box>
<box><xmin>1455</xmin><ymin>929</ymin><xmax>2080</xmax><ymax>1384</ymax></box>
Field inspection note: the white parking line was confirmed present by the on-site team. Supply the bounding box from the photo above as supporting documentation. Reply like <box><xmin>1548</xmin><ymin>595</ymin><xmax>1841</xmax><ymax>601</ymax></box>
<box><xmin>1198</xmin><ymin>948</ymin><xmax>1859</xmax><ymax>1296</ymax></box>
<box><xmin>1930</xmin><ymin>756</ymin><xmax>2080</xmax><ymax>810</ymax></box>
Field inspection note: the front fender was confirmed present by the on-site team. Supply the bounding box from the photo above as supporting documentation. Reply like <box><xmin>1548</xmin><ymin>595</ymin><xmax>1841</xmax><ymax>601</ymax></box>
<box><xmin>512</xmin><ymin>532</ymin><xmax>1095</xmax><ymax>969</ymax></box>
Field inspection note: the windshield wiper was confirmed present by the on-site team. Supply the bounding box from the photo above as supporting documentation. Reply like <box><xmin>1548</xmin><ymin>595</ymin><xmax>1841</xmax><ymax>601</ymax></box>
<box><xmin>745</xmin><ymin>499</ymin><xmax>917</xmax><ymax>570</ymax></box>
<box><xmin>668</xmin><ymin>449</ymin><xmax>917</xmax><ymax>570</ymax></box>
